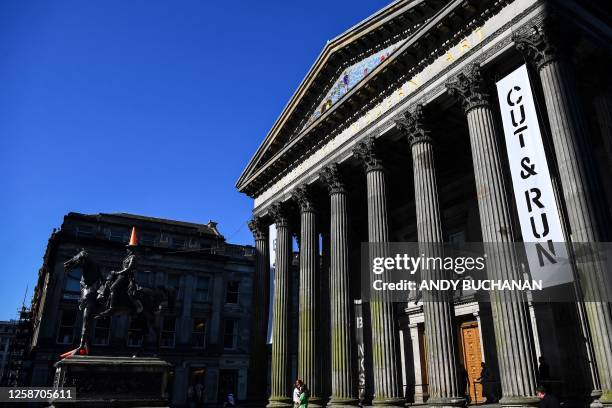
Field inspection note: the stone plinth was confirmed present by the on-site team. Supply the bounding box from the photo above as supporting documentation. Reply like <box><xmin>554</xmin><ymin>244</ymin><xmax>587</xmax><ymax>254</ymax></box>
<box><xmin>52</xmin><ymin>356</ymin><xmax>172</xmax><ymax>407</ymax></box>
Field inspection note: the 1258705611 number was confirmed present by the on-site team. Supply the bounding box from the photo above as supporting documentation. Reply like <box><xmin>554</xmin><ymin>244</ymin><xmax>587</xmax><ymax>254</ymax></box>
<box><xmin>0</xmin><ymin>387</ymin><xmax>76</xmax><ymax>402</ymax></box>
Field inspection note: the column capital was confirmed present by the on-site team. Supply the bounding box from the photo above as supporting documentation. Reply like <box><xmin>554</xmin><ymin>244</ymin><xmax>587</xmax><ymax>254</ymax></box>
<box><xmin>320</xmin><ymin>163</ymin><xmax>347</xmax><ymax>195</ymax></box>
<box><xmin>446</xmin><ymin>64</ymin><xmax>490</xmax><ymax>114</ymax></box>
<box><xmin>270</xmin><ymin>202</ymin><xmax>291</xmax><ymax>228</ymax></box>
<box><xmin>293</xmin><ymin>184</ymin><xmax>317</xmax><ymax>213</ymax></box>
<box><xmin>513</xmin><ymin>21</ymin><xmax>564</xmax><ymax>72</ymax></box>
<box><xmin>395</xmin><ymin>104</ymin><xmax>433</xmax><ymax>147</ymax></box>
<box><xmin>353</xmin><ymin>136</ymin><xmax>384</xmax><ymax>173</ymax></box>
<box><xmin>248</xmin><ymin>217</ymin><xmax>268</xmax><ymax>241</ymax></box>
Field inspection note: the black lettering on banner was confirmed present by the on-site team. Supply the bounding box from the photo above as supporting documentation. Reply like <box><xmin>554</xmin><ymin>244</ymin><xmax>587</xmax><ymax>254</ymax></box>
<box><xmin>520</xmin><ymin>157</ymin><xmax>538</xmax><ymax>179</ymax></box>
<box><xmin>530</xmin><ymin>212</ymin><xmax>550</xmax><ymax>238</ymax></box>
<box><xmin>514</xmin><ymin>126</ymin><xmax>528</xmax><ymax>148</ymax></box>
<box><xmin>511</xmin><ymin>104</ymin><xmax>526</xmax><ymax>127</ymax></box>
<box><xmin>536</xmin><ymin>240</ymin><xmax>558</xmax><ymax>267</ymax></box>
<box><xmin>507</xmin><ymin>86</ymin><xmax>523</xmax><ymax>106</ymax></box>
<box><xmin>525</xmin><ymin>188</ymin><xmax>544</xmax><ymax>212</ymax></box>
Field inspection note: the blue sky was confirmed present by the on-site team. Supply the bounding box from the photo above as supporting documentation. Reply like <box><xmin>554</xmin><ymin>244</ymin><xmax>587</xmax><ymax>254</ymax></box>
<box><xmin>0</xmin><ymin>0</ymin><xmax>392</xmax><ymax>319</ymax></box>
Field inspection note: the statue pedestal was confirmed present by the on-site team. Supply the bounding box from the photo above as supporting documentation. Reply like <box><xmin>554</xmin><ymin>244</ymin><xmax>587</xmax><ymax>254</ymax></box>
<box><xmin>51</xmin><ymin>355</ymin><xmax>172</xmax><ymax>407</ymax></box>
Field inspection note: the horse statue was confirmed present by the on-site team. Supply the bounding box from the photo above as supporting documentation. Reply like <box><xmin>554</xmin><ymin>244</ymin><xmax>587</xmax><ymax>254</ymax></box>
<box><xmin>62</xmin><ymin>248</ymin><xmax>176</xmax><ymax>358</ymax></box>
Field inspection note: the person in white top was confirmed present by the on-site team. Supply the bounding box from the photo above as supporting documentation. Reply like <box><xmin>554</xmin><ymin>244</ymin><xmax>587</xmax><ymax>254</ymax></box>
<box><xmin>293</xmin><ymin>379</ymin><xmax>304</xmax><ymax>408</ymax></box>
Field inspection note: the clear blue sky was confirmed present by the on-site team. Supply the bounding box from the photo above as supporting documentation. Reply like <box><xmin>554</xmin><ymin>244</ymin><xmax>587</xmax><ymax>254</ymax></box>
<box><xmin>0</xmin><ymin>0</ymin><xmax>391</xmax><ymax>319</ymax></box>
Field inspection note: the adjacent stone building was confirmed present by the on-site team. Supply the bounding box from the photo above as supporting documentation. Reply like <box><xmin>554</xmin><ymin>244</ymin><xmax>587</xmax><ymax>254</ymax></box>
<box><xmin>0</xmin><ymin>320</ymin><xmax>17</xmax><ymax>384</ymax></box>
<box><xmin>238</xmin><ymin>0</ymin><xmax>612</xmax><ymax>407</ymax></box>
<box><xmin>27</xmin><ymin>212</ymin><xmax>255</xmax><ymax>406</ymax></box>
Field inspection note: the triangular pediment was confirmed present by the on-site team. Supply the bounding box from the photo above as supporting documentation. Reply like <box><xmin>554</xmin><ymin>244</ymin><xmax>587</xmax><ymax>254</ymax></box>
<box><xmin>237</xmin><ymin>0</ymin><xmax>449</xmax><ymax>194</ymax></box>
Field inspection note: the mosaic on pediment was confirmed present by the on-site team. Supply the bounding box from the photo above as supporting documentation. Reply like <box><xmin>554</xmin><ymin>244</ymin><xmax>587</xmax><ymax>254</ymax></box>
<box><xmin>300</xmin><ymin>39</ymin><xmax>405</xmax><ymax>132</ymax></box>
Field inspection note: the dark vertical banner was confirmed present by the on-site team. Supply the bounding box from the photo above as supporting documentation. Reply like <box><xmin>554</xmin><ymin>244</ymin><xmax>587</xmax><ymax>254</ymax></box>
<box><xmin>354</xmin><ymin>299</ymin><xmax>365</xmax><ymax>403</ymax></box>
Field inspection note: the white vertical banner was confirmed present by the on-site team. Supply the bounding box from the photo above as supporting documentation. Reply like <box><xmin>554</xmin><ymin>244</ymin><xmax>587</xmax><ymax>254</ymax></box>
<box><xmin>496</xmin><ymin>64</ymin><xmax>572</xmax><ymax>287</ymax></box>
<box><xmin>267</xmin><ymin>224</ymin><xmax>277</xmax><ymax>344</ymax></box>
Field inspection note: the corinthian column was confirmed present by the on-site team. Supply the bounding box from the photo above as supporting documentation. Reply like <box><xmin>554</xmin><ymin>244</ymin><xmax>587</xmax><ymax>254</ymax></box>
<box><xmin>514</xmin><ymin>23</ymin><xmax>612</xmax><ymax>404</ymax></box>
<box><xmin>353</xmin><ymin>137</ymin><xmax>404</xmax><ymax>407</ymax></box>
<box><xmin>446</xmin><ymin>65</ymin><xmax>539</xmax><ymax>407</ymax></box>
<box><xmin>395</xmin><ymin>105</ymin><xmax>465</xmax><ymax>407</ymax></box>
<box><xmin>320</xmin><ymin>163</ymin><xmax>359</xmax><ymax>407</ymax></box>
<box><xmin>268</xmin><ymin>202</ymin><xmax>293</xmax><ymax>408</ymax></box>
<box><xmin>293</xmin><ymin>185</ymin><xmax>322</xmax><ymax>407</ymax></box>
<box><xmin>247</xmin><ymin>216</ymin><xmax>270</xmax><ymax>405</ymax></box>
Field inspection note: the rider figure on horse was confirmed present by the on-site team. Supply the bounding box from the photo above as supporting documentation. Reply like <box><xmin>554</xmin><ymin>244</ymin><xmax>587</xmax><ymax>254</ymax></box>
<box><xmin>97</xmin><ymin>227</ymin><xmax>143</xmax><ymax>318</ymax></box>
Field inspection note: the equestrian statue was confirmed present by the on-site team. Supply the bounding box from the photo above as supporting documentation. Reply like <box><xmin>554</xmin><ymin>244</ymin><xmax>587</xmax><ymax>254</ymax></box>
<box><xmin>61</xmin><ymin>227</ymin><xmax>176</xmax><ymax>358</ymax></box>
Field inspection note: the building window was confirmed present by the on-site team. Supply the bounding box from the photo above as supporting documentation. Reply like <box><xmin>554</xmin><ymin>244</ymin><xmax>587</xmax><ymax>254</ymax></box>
<box><xmin>192</xmin><ymin>318</ymin><xmax>206</xmax><ymax>349</ymax></box>
<box><xmin>195</xmin><ymin>276</ymin><xmax>210</xmax><ymax>302</ymax></box>
<box><xmin>56</xmin><ymin>310</ymin><xmax>77</xmax><ymax>344</ymax></box>
<box><xmin>449</xmin><ymin>230</ymin><xmax>466</xmax><ymax>248</ymax></box>
<box><xmin>160</xmin><ymin>316</ymin><xmax>176</xmax><ymax>348</ymax></box>
<box><xmin>225</xmin><ymin>281</ymin><xmax>239</xmax><ymax>304</ymax></box>
<box><xmin>141</xmin><ymin>233</ymin><xmax>157</xmax><ymax>246</ymax></box>
<box><xmin>136</xmin><ymin>271</ymin><xmax>154</xmax><ymax>288</ymax></box>
<box><xmin>92</xmin><ymin>317</ymin><xmax>111</xmax><ymax>346</ymax></box>
<box><xmin>167</xmin><ymin>274</ymin><xmax>180</xmax><ymax>291</ymax></box>
<box><xmin>172</xmin><ymin>237</ymin><xmax>186</xmax><ymax>249</ymax></box>
<box><xmin>64</xmin><ymin>268</ymin><xmax>81</xmax><ymax>296</ymax></box>
<box><xmin>223</xmin><ymin>319</ymin><xmax>238</xmax><ymax>349</ymax></box>
<box><xmin>127</xmin><ymin>318</ymin><xmax>143</xmax><ymax>347</ymax></box>
<box><xmin>76</xmin><ymin>225</ymin><xmax>94</xmax><ymax>237</ymax></box>
<box><xmin>110</xmin><ymin>228</ymin><xmax>127</xmax><ymax>243</ymax></box>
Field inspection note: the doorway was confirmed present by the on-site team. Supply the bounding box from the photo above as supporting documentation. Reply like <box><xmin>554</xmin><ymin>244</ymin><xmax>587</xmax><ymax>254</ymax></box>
<box><xmin>459</xmin><ymin>321</ymin><xmax>483</xmax><ymax>402</ymax></box>
<box><xmin>218</xmin><ymin>369</ymin><xmax>238</xmax><ymax>403</ymax></box>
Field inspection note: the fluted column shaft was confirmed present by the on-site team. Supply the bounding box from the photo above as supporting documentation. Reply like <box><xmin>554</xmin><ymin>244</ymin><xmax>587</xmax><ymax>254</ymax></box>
<box><xmin>447</xmin><ymin>66</ymin><xmax>538</xmax><ymax>407</ymax></box>
<box><xmin>321</xmin><ymin>164</ymin><xmax>359</xmax><ymax>407</ymax></box>
<box><xmin>354</xmin><ymin>138</ymin><xmax>404</xmax><ymax>407</ymax></box>
<box><xmin>294</xmin><ymin>186</ymin><xmax>322</xmax><ymax>406</ymax></box>
<box><xmin>396</xmin><ymin>106</ymin><xmax>465</xmax><ymax>407</ymax></box>
<box><xmin>514</xmin><ymin>26</ymin><xmax>612</xmax><ymax>402</ymax></box>
<box><xmin>268</xmin><ymin>203</ymin><xmax>292</xmax><ymax>408</ymax></box>
<box><xmin>248</xmin><ymin>218</ymin><xmax>270</xmax><ymax>404</ymax></box>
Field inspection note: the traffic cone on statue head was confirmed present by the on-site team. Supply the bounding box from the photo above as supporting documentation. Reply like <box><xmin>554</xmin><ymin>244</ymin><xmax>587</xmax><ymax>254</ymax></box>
<box><xmin>128</xmin><ymin>226</ymin><xmax>138</xmax><ymax>247</ymax></box>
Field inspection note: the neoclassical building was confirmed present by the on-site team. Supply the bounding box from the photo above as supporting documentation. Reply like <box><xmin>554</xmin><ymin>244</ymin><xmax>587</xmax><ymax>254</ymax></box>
<box><xmin>237</xmin><ymin>0</ymin><xmax>612</xmax><ymax>407</ymax></box>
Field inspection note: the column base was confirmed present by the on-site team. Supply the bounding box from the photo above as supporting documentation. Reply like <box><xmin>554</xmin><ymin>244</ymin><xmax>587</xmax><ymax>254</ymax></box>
<box><xmin>426</xmin><ymin>396</ymin><xmax>466</xmax><ymax>407</ymax></box>
<box><xmin>267</xmin><ymin>396</ymin><xmax>293</xmax><ymax>408</ymax></box>
<box><xmin>498</xmin><ymin>396</ymin><xmax>539</xmax><ymax>408</ymax></box>
<box><xmin>596</xmin><ymin>388</ymin><xmax>612</xmax><ymax>408</ymax></box>
<box><xmin>327</xmin><ymin>397</ymin><xmax>360</xmax><ymax>407</ymax></box>
<box><xmin>372</xmin><ymin>397</ymin><xmax>406</xmax><ymax>407</ymax></box>
<box><xmin>242</xmin><ymin>398</ymin><xmax>269</xmax><ymax>408</ymax></box>
<box><xmin>590</xmin><ymin>389</ymin><xmax>603</xmax><ymax>408</ymax></box>
<box><xmin>309</xmin><ymin>397</ymin><xmax>327</xmax><ymax>407</ymax></box>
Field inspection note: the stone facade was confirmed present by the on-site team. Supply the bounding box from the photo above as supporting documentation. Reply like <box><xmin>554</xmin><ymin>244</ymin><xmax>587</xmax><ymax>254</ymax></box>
<box><xmin>26</xmin><ymin>212</ymin><xmax>255</xmax><ymax>407</ymax></box>
<box><xmin>237</xmin><ymin>0</ymin><xmax>612</xmax><ymax>407</ymax></box>
<box><xmin>0</xmin><ymin>320</ymin><xmax>17</xmax><ymax>384</ymax></box>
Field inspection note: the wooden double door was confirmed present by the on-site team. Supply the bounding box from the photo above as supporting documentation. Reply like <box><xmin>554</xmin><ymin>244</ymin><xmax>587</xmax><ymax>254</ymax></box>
<box><xmin>459</xmin><ymin>321</ymin><xmax>483</xmax><ymax>402</ymax></box>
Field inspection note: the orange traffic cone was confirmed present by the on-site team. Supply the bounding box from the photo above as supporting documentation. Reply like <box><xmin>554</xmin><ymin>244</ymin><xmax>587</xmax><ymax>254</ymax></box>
<box><xmin>128</xmin><ymin>226</ymin><xmax>138</xmax><ymax>246</ymax></box>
